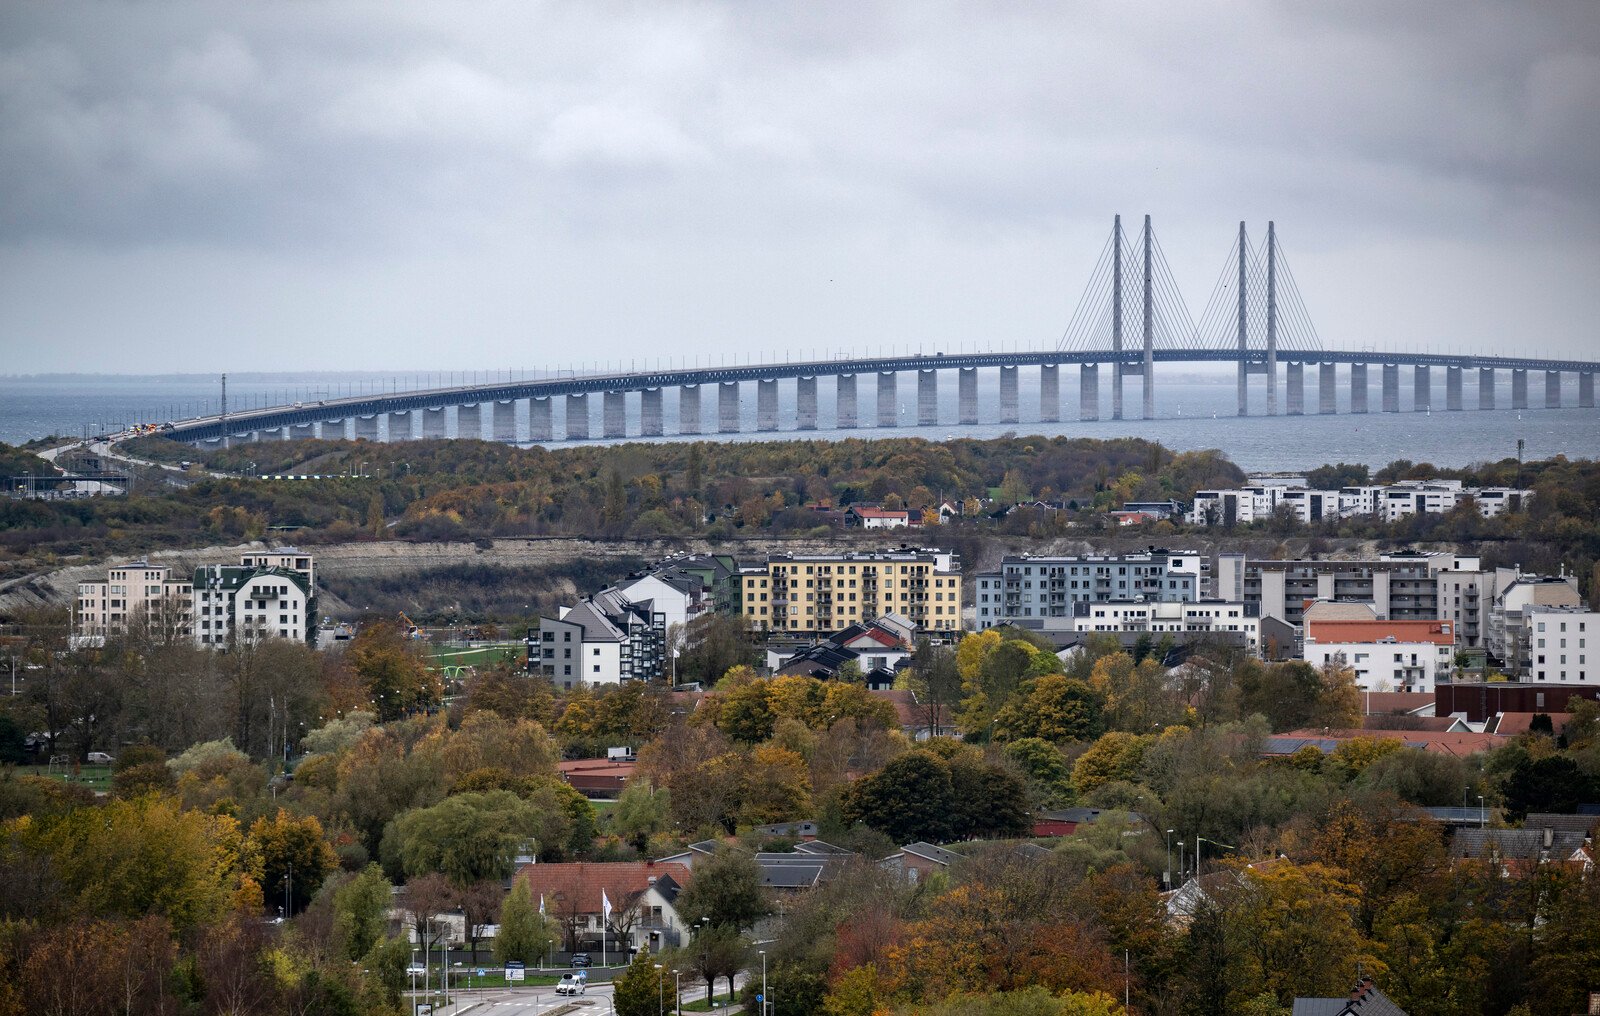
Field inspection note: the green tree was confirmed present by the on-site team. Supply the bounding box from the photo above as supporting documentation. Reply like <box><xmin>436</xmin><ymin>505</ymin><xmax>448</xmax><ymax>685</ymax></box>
<box><xmin>1071</xmin><ymin>732</ymin><xmax>1153</xmax><ymax>798</ymax></box>
<box><xmin>334</xmin><ymin>863</ymin><xmax>395</xmax><ymax>960</ymax></box>
<box><xmin>993</xmin><ymin>675</ymin><xmax>1104</xmax><ymax>744</ymax></box>
<box><xmin>612</xmin><ymin>949</ymin><xmax>665</xmax><ymax>1016</ymax></box>
<box><xmin>675</xmin><ymin>849</ymin><xmax>770</xmax><ymax>930</ymax></box>
<box><xmin>495</xmin><ymin>878</ymin><xmax>555</xmax><ymax>965</ymax></box>
<box><xmin>842</xmin><ymin>752</ymin><xmax>953</xmax><ymax>844</ymax></box>
<box><xmin>379</xmin><ymin>790</ymin><xmax>544</xmax><ymax>885</ymax></box>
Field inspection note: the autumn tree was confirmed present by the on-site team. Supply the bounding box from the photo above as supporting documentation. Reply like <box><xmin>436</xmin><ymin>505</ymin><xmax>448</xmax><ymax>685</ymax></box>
<box><xmin>347</xmin><ymin>623</ymin><xmax>438</xmax><ymax>720</ymax></box>
<box><xmin>249</xmin><ymin>808</ymin><xmax>339</xmax><ymax>915</ymax></box>
<box><xmin>992</xmin><ymin>674</ymin><xmax>1104</xmax><ymax>744</ymax></box>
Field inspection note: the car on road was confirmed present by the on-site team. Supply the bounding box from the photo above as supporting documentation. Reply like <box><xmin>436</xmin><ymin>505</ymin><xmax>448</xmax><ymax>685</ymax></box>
<box><xmin>405</xmin><ymin>963</ymin><xmax>426</xmax><ymax>976</ymax></box>
<box><xmin>87</xmin><ymin>752</ymin><xmax>114</xmax><ymax>765</ymax></box>
<box><xmin>555</xmin><ymin>974</ymin><xmax>586</xmax><ymax>996</ymax></box>
<box><xmin>570</xmin><ymin>952</ymin><xmax>592</xmax><ymax>968</ymax></box>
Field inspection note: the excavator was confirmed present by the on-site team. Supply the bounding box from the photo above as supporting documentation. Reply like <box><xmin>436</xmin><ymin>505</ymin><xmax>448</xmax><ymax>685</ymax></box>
<box><xmin>399</xmin><ymin>612</ymin><xmax>423</xmax><ymax>640</ymax></box>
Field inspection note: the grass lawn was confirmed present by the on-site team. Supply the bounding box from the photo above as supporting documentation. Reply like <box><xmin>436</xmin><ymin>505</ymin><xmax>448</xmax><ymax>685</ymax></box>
<box><xmin>21</xmin><ymin>764</ymin><xmax>112</xmax><ymax>792</ymax></box>
<box><xmin>680</xmin><ymin>989</ymin><xmax>741</xmax><ymax>1012</ymax></box>
<box><xmin>426</xmin><ymin>643</ymin><xmax>527</xmax><ymax>671</ymax></box>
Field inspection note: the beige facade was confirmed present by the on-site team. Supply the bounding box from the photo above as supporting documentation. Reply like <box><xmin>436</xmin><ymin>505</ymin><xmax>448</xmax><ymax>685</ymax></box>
<box><xmin>75</xmin><ymin>563</ymin><xmax>192</xmax><ymax>643</ymax></box>
<box><xmin>741</xmin><ymin>550</ymin><xmax>961</xmax><ymax>634</ymax></box>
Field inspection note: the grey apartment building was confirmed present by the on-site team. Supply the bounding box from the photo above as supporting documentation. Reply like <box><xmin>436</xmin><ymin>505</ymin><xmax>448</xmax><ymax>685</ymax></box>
<box><xmin>974</xmin><ymin>550</ymin><xmax>1201</xmax><ymax>630</ymax></box>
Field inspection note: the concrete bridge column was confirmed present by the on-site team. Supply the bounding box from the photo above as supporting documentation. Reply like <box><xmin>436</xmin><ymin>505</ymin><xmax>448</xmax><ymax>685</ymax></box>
<box><xmin>1080</xmin><ymin>364</ymin><xmax>1100</xmax><ymax>421</ymax></box>
<box><xmin>718</xmin><ymin>382</ymin><xmax>741</xmax><ymax>433</ymax></box>
<box><xmin>1580</xmin><ymin>372</ymin><xmax>1595</xmax><ymax>408</ymax></box>
<box><xmin>1040</xmin><ymin>365</ymin><xmax>1060</xmax><ymax>422</ymax></box>
<box><xmin>493</xmin><ymin>400</ymin><xmax>517</xmax><ymax>441</ymax></box>
<box><xmin>354</xmin><ymin>415</ymin><xmax>379</xmax><ymax>441</ymax></box>
<box><xmin>796</xmin><ymin>377</ymin><xmax>818</xmax><ymax>430</ymax></box>
<box><xmin>529</xmin><ymin>397</ymin><xmax>553</xmax><ymax>442</ymax></box>
<box><xmin>836</xmin><ymin>375</ymin><xmax>857</xmax><ymax>428</ymax></box>
<box><xmin>603</xmin><ymin>391</ymin><xmax>627</xmax><ymax>438</ymax></box>
<box><xmin>1446</xmin><ymin>367</ymin><xmax>1463</xmax><ymax>411</ymax></box>
<box><xmin>877</xmin><ymin>372</ymin><xmax>897</xmax><ymax>427</ymax></box>
<box><xmin>917</xmin><ymin>370</ymin><xmax>938</xmax><ymax>426</ymax></box>
<box><xmin>641</xmin><ymin>388</ymin><xmax>664</xmax><ymax>436</ymax></box>
<box><xmin>388</xmin><ymin>411</ymin><xmax>412</xmax><ymax>441</ymax></box>
<box><xmin>757</xmin><ymin>379</ymin><xmax>779</xmax><ymax>431</ymax></box>
<box><xmin>1545</xmin><ymin>370</ymin><xmax>1562</xmax><ymax>409</ymax></box>
<box><xmin>422</xmin><ymin>407</ymin><xmax>447</xmax><ymax>439</ymax></box>
<box><xmin>1381</xmin><ymin>365</ymin><xmax>1400</xmax><ymax>413</ymax></box>
<box><xmin>678</xmin><ymin>385</ymin><xmax>702</xmax><ymax>435</ymax></box>
<box><xmin>1413</xmin><ymin>366</ymin><xmax>1431</xmax><ymax>412</ymax></box>
<box><xmin>320</xmin><ymin>420</ymin><xmax>348</xmax><ymax>440</ymax></box>
<box><xmin>999</xmin><ymin>366</ymin><xmax>1019</xmax><ymax>424</ymax></box>
<box><xmin>290</xmin><ymin>423</ymin><xmax>316</xmax><ymax>440</ymax></box>
<box><xmin>1318</xmin><ymin>363</ymin><xmax>1337</xmax><ymax>414</ymax></box>
<box><xmin>958</xmin><ymin>368</ymin><xmax>978</xmax><ymax>425</ymax></box>
<box><xmin>1479</xmin><ymin>369</ymin><xmax>1496</xmax><ymax>410</ymax></box>
<box><xmin>258</xmin><ymin>428</ymin><xmax>282</xmax><ymax>442</ymax></box>
<box><xmin>564</xmin><ymin>394</ymin><xmax>590</xmax><ymax>440</ymax></box>
<box><xmin>1512</xmin><ymin>369</ymin><xmax>1528</xmax><ymax>409</ymax></box>
<box><xmin>1285</xmin><ymin>362</ymin><xmax>1305</xmax><ymax>415</ymax></box>
<box><xmin>1350</xmin><ymin>364</ymin><xmax>1368</xmax><ymax>414</ymax></box>
<box><xmin>457</xmin><ymin>403</ymin><xmax>482</xmax><ymax>439</ymax></box>
<box><xmin>202</xmin><ymin>437</ymin><xmax>225</xmax><ymax>450</ymax></box>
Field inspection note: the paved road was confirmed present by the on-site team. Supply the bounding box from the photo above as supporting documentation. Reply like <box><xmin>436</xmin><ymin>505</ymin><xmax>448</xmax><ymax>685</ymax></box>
<box><xmin>429</xmin><ymin>976</ymin><xmax>743</xmax><ymax>1016</ymax></box>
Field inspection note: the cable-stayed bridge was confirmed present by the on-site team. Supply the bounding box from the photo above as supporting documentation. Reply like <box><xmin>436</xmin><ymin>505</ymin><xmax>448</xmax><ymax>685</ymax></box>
<box><xmin>158</xmin><ymin>218</ymin><xmax>1599</xmax><ymax>446</ymax></box>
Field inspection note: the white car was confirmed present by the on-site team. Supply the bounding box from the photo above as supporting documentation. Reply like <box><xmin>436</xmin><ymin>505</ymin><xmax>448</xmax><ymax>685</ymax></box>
<box><xmin>406</xmin><ymin>963</ymin><xmax>426</xmax><ymax>976</ymax></box>
<box><xmin>555</xmin><ymin>974</ymin><xmax>586</xmax><ymax>996</ymax></box>
<box><xmin>87</xmin><ymin>752</ymin><xmax>115</xmax><ymax>765</ymax></box>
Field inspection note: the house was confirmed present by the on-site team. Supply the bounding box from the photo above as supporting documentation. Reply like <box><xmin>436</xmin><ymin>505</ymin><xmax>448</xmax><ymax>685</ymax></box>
<box><xmin>1292</xmin><ymin>977</ymin><xmax>1409</xmax><ymax>1016</ymax></box>
<box><xmin>513</xmin><ymin>860</ymin><xmax>692</xmax><ymax>954</ymax></box>
<box><xmin>558</xmin><ymin>757</ymin><xmax>636</xmax><ymax>799</ymax></box>
<box><xmin>869</xmin><ymin>688</ymin><xmax>947</xmax><ymax>740</ymax></box>
<box><xmin>534</xmin><ymin>587</ymin><xmax>666</xmax><ymax>689</ymax></box>
<box><xmin>881</xmin><ymin>841</ymin><xmax>962</xmax><ymax>883</ymax></box>
<box><xmin>1303</xmin><ymin>619</ymin><xmax>1456</xmax><ymax>695</ymax></box>
<box><xmin>1032</xmin><ymin>807</ymin><xmax>1109</xmax><ymax>838</ymax></box>
<box><xmin>845</xmin><ymin>506</ymin><xmax>912</xmax><ymax>529</ymax></box>
<box><xmin>769</xmin><ymin>613</ymin><xmax>918</xmax><ymax>681</ymax></box>
<box><xmin>1267</xmin><ymin>728</ymin><xmax>1502</xmax><ymax>759</ymax></box>
<box><xmin>654</xmin><ymin>840</ymin><xmax>724</xmax><ymax>870</ymax></box>
<box><xmin>752</xmin><ymin>821</ymin><xmax>819</xmax><ymax>841</ymax></box>
<box><xmin>753</xmin><ymin>843</ymin><xmax>855</xmax><ymax>891</ymax></box>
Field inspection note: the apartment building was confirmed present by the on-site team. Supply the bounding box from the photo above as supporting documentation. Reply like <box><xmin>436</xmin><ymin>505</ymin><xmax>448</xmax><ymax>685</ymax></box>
<box><xmin>1213</xmin><ymin>551</ymin><xmax>1490</xmax><ymax>632</ymax></box>
<box><xmin>74</xmin><ymin>562</ymin><xmax>193</xmax><ymax>643</ymax></box>
<box><xmin>1523</xmin><ymin>606</ymin><xmax>1597</xmax><ymax>685</ymax></box>
<box><xmin>973</xmin><ymin>550</ymin><xmax>1200</xmax><ymax>631</ymax></box>
<box><xmin>1485</xmin><ymin>573</ymin><xmax>1583</xmax><ymax>675</ymax></box>
<box><xmin>1191</xmin><ymin>479</ymin><xmax>1532</xmax><ymax>527</ymax></box>
<box><xmin>1068</xmin><ymin>599</ymin><xmax>1260</xmax><ymax>653</ymax></box>
<box><xmin>1303</xmin><ymin>619</ymin><xmax>1456</xmax><ymax>694</ymax></box>
<box><xmin>740</xmin><ymin>549</ymin><xmax>962</xmax><ymax>635</ymax></box>
<box><xmin>534</xmin><ymin>587</ymin><xmax>666</xmax><ymax>689</ymax></box>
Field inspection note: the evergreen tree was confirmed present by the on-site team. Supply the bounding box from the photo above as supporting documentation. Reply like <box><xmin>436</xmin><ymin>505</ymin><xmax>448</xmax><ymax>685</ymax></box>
<box><xmin>494</xmin><ymin>879</ymin><xmax>551</xmax><ymax>965</ymax></box>
<box><xmin>612</xmin><ymin>949</ymin><xmax>666</xmax><ymax>1016</ymax></box>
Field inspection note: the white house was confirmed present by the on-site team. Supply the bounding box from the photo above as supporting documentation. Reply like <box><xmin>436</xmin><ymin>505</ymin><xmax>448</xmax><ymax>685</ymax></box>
<box><xmin>1303</xmin><ymin>619</ymin><xmax>1456</xmax><ymax>694</ymax></box>
<box><xmin>1524</xmin><ymin>605</ymin><xmax>1597</xmax><ymax>685</ymax></box>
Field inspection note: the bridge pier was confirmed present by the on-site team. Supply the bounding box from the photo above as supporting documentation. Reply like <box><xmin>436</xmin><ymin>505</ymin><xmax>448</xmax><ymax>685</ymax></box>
<box><xmin>678</xmin><ymin>385</ymin><xmax>702</xmax><ymax>435</ymax></box>
<box><xmin>419</xmin><ymin>407</ymin><xmax>445</xmax><ymax>439</ymax></box>
<box><xmin>958</xmin><ymin>368</ymin><xmax>978</xmax><ymax>425</ymax></box>
<box><xmin>354</xmin><ymin>415</ymin><xmax>379</xmax><ymax>441</ymax></box>
<box><xmin>1581</xmin><ymin>372</ymin><xmax>1595</xmax><ymax>408</ymax></box>
<box><xmin>718</xmin><ymin>382</ymin><xmax>740</xmax><ymax>433</ymax></box>
<box><xmin>877</xmin><ymin>372</ymin><xmax>897</xmax><ymax>427</ymax></box>
<box><xmin>604</xmin><ymin>391</ymin><xmax>627</xmax><ymax>438</ymax></box>
<box><xmin>457</xmin><ymin>403</ymin><xmax>482</xmax><ymax>439</ymax></box>
<box><xmin>1350</xmin><ymin>364</ymin><xmax>1368</xmax><ymax>414</ymax></box>
<box><xmin>1413</xmin><ymin>366</ymin><xmax>1431</xmax><ymax>412</ymax></box>
<box><xmin>1040</xmin><ymin>365</ymin><xmax>1060</xmax><ymax>423</ymax></box>
<box><xmin>1319</xmin><ymin>363</ymin><xmax>1336</xmax><ymax>413</ymax></box>
<box><xmin>1080</xmin><ymin>365</ymin><xmax>1100</xmax><ymax>421</ymax></box>
<box><xmin>757</xmin><ymin>379</ymin><xmax>778</xmax><ymax>431</ymax></box>
<box><xmin>388</xmin><ymin>411</ymin><xmax>412</xmax><ymax>441</ymax></box>
<box><xmin>1512</xmin><ymin>369</ymin><xmax>1528</xmax><ymax>409</ymax></box>
<box><xmin>320</xmin><ymin>420</ymin><xmax>347</xmax><ymax>440</ymax></box>
<box><xmin>836</xmin><ymin>375</ymin><xmax>857</xmax><ymax>428</ymax></box>
<box><xmin>290</xmin><ymin>423</ymin><xmax>316</xmax><ymax>440</ymax></box>
<box><xmin>796</xmin><ymin>377</ymin><xmax>818</xmax><ymax>430</ymax></box>
<box><xmin>565</xmin><ymin>394</ymin><xmax>589</xmax><ymax>440</ymax></box>
<box><xmin>530</xmin><ymin>397</ymin><xmax>553</xmax><ymax>442</ymax></box>
<box><xmin>999</xmin><ymin>366</ymin><xmax>1019</xmax><ymax>424</ymax></box>
<box><xmin>918</xmin><ymin>370</ymin><xmax>938</xmax><ymax>426</ymax></box>
<box><xmin>1545</xmin><ymin>370</ymin><xmax>1562</xmax><ymax>409</ymax></box>
<box><xmin>1285</xmin><ymin>362</ymin><xmax>1304</xmax><ymax>415</ymax></box>
<box><xmin>1479</xmin><ymin>369</ymin><xmax>1495</xmax><ymax>410</ymax></box>
<box><xmin>641</xmin><ymin>388</ymin><xmax>663</xmax><ymax>436</ymax></box>
<box><xmin>1446</xmin><ymin>367</ymin><xmax>1463</xmax><ymax>411</ymax></box>
<box><xmin>493</xmin><ymin>400</ymin><xmax>517</xmax><ymax>441</ymax></box>
<box><xmin>1382</xmin><ymin>365</ymin><xmax>1400</xmax><ymax>413</ymax></box>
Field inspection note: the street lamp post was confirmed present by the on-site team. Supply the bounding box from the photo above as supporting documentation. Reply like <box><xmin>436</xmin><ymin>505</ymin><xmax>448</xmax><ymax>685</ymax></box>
<box><xmin>654</xmin><ymin>963</ymin><xmax>664</xmax><ymax>1016</ymax></box>
<box><xmin>673</xmin><ymin>968</ymin><xmax>681</xmax><ymax>1016</ymax></box>
<box><xmin>1478</xmin><ymin>794</ymin><xmax>1486</xmax><ymax>829</ymax></box>
<box><xmin>760</xmin><ymin>949</ymin><xmax>767</xmax><ymax>1016</ymax></box>
<box><xmin>1165</xmin><ymin>829</ymin><xmax>1175</xmax><ymax>889</ymax></box>
<box><xmin>1177</xmin><ymin>841</ymin><xmax>1185</xmax><ymax>884</ymax></box>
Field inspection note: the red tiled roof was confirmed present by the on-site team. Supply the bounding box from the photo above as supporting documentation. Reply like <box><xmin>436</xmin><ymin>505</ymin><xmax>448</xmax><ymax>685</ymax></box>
<box><xmin>844</xmin><ymin>628</ymin><xmax>902</xmax><ymax>649</ymax></box>
<box><xmin>513</xmin><ymin>861</ymin><xmax>691</xmax><ymax>916</ymax></box>
<box><xmin>849</xmin><ymin>508</ymin><xmax>910</xmax><ymax>519</ymax></box>
<box><xmin>1362</xmin><ymin>691</ymin><xmax>1435</xmax><ymax>715</ymax></box>
<box><xmin>1491</xmin><ymin>712</ymin><xmax>1571</xmax><ymax>736</ymax></box>
<box><xmin>1307</xmin><ymin>620</ymin><xmax>1456</xmax><ymax>646</ymax></box>
<box><xmin>870</xmin><ymin>688</ymin><xmax>922</xmax><ymax>728</ymax></box>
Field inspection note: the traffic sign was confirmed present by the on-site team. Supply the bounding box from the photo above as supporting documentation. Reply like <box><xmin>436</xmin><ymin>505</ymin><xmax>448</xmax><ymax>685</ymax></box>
<box><xmin>505</xmin><ymin>960</ymin><xmax>525</xmax><ymax>982</ymax></box>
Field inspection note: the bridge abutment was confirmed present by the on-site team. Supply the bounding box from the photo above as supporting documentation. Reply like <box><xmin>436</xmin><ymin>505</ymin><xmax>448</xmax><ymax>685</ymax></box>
<box><xmin>718</xmin><ymin>382</ymin><xmax>740</xmax><ymax>433</ymax></box>
<box><xmin>877</xmin><ymin>372</ymin><xmax>897</xmax><ymax>427</ymax></box>
<box><xmin>1285</xmin><ymin>362</ymin><xmax>1304</xmax><ymax>415</ymax></box>
<box><xmin>641</xmin><ymin>389</ymin><xmax>664</xmax><ymax>436</ymax></box>
<box><xmin>958</xmin><ymin>368</ymin><xmax>978</xmax><ymax>424</ymax></box>
<box><xmin>1479</xmin><ymin>369</ymin><xmax>1496</xmax><ymax>410</ymax></box>
<box><xmin>1446</xmin><ymin>367</ymin><xmax>1463</xmax><ymax>411</ymax></box>
<box><xmin>678</xmin><ymin>386</ymin><xmax>702</xmax><ymax>435</ymax></box>
<box><xmin>918</xmin><ymin>370</ymin><xmax>938</xmax><ymax>426</ymax></box>
<box><xmin>1545</xmin><ymin>370</ymin><xmax>1562</xmax><ymax>409</ymax></box>
<box><xmin>1080</xmin><ymin>364</ymin><xmax>1100</xmax><ymax>421</ymax></box>
<box><xmin>493</xmin><ymin>400</ymin><xmax>517</xmax><ymax>441</ymax></box>
<box><xmin>1512</xmin><ymin>370</ymin><xmax>1528</xmax><ymax>409</ymax></box>
<box><xmin>388</xmin><ymin>411</ymin><xmax>412</xmax><ymax>441</ymax></box>
<box><xmin>1319</xmin><ymin>363</ymin><xmax>1337</xmax><ymax>414</ymax></box>
<box><xmin>1581</xmin><ymin>372</ymin><xmax>1595</xmax><ymax>408</ymax></box>
<box><xmin>530</xmin><ymin>397</ymin><xmax>553</xmax><ymax>442</ymax></box>
<box><xmin>757</xmin><ymin>380</ymin><xmax>778</xmax><ymax>431</ymax></box>
<box><xmin>836</xmin><ymin>375</ymin><xmax>857</xmax><ymax>428</ymax></box>
<box><xmin>1350</xmin><ymin>364</ymin><xmax>1368</xmax><ymax>413</ymax></box>
<box><xmin>1382</xmin><ymin>365</ymin><xmax>1400</xmax><ymax>413</ymax></box>
<box><xmin>999</xmin><ymin>366</ymin><xmax>1019</xmax><ymax>424</ymax></box>
<box><xmin>457</xmin><ymin>403</ymin><xmax>482</xmax><ymax>439</ymax></box>
<box><xmin>1413</xmin><ymin>366</ymin><xmax>1431</xmax><ymax>412</ymax></box>
<box><xmin>565</xmin><ymin>394</ymin><xmax>590</xmax><ymax>440</ymax></box>
<box><xmin>604</xmin><ymin>392</ymin><xmax>627</xmax><ymax>438</ymax></box>
<box><xmin>1040</xmin><ymin>365</ymin><xmax>1060</xmax><ymax>423</ymax></box>
<box><xmin>796</xmin><ymin>377</ymin><xmax>818</xmax><ymax>430</ymax></box>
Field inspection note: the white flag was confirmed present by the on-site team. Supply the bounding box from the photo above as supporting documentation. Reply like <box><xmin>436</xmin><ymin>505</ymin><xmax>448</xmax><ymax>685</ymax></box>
<box><xmin>601</xmin><ymin>888</ymin><xmax>612</xmax><ymax>921</ymax></box>
<box><xmin>539</xmin><ymin>894</ymin><xmax>545</xmax><ymax>917</ymax></box>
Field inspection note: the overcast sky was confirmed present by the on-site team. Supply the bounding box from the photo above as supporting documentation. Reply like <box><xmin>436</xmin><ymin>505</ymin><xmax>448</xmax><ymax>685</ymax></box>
<box><xmin>1</xmin><ymin>1</ymin><xmax>1597</xmax><ymax>374</ymax></box>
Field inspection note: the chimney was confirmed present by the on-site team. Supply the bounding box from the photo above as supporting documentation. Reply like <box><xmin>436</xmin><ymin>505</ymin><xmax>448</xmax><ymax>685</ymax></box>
<box><xmin>1544</xmin><ymin>827</ymin><xmax>1554</xmax><ymax>849</ymax></box>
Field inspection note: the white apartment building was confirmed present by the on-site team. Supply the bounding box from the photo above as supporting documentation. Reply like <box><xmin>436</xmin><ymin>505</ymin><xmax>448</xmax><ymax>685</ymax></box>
<box><xmin>74</xmin><ymin>562</ymin><xmax>193</xmax><ymax>644</ymax></box>
<box><xmin>1485</xmin><ymin>572</ymin><xmax>1582</xmax><ymax>674</ymax></box>
<box><xmin>535</xmin><ymin>587</ymin><xmax>665</xmax><ymax>689</ymax></box>
<box><xmin>1069</xmin><ymin>600</ymin><xmax>1261</xmax><ymax>654</ymax></box>
<box><xmin>1525</xmin><ymin>606</ymin><xmax>1597</xmax><ymax>685</ymax></box>
<box><xmin>1303</xmin><ymin>619</ymin><xmax>1456</xmax><ymax>694</ymax></box>
<box><xmin>1191</xmin><ymin>479</ymin><xmax>1532</xmax><ymax>527</ymax></box>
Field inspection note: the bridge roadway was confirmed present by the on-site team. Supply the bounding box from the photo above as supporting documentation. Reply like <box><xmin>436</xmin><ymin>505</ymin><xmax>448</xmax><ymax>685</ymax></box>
<box><xmin>161</xmin><ymin>347</ymin><xmax>1600</xmax><ymax>446</ymax></box>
